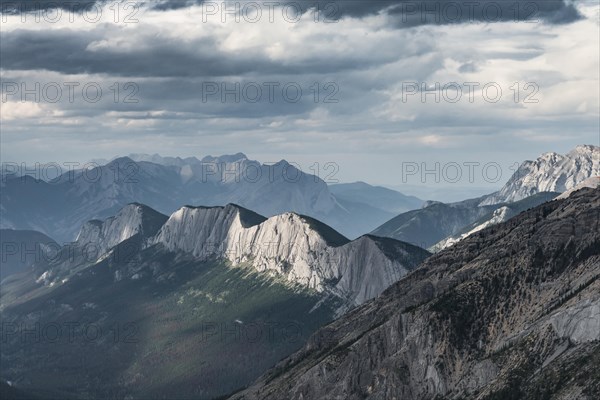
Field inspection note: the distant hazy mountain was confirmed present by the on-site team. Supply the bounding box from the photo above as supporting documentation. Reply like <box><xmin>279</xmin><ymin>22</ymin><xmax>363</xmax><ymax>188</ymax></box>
<box><xmin>386</xmin><ymin>183</ymin><xmax>498</xmax><ymax>203</ymax></box>
<box><xmin>329</xmin><ymin>182</ymin><xmax>423</xmax><ymax>214</ymax></box>
<box><xmin>126</xmin><ymin>153</ymin><xmax>203</xmax><ymax>167</ymax></box>
<box><xmin>1</xmin><ymin>154</ymin><xmax>403</xmax><ymax>241</ymax></box>
<box><xmin>430</xmin><ymin>192</ymin><xmax>559</xmax><ymax>251</ymax></box>
<box><xmin>372</xmin><ymin>145</ymin><xmax>597</xmax><ymax>249</ymax></box>
<box><xmin>370</xmin><ymin>196</ymin><xmax>497</xmax><ymax>249</ymax></box>
<box><xmin>0</xmin><ymin>229</ymin><xmax>57</xmax><ymax>281</ymax></box>
<box><xmin>0</xmin><ymin>203</ymin><xmax>429</xmax><ymax>399</ymax></box>
<box><xmin>233</xmin><ymin>187</ymin><xmax>600</xmax><ymax>400</ymax></box>
<box><xmin>481</xmin><ymin>144</ymin><xmax>599</xmax><ymax>205</ymax></box>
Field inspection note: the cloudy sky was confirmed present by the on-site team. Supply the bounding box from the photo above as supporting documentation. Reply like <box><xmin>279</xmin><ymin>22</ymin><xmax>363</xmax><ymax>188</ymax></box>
<box><xmin>1</xmin><ymin>0</ymin><xmax>598</xmax><ymax>193</ymax></box>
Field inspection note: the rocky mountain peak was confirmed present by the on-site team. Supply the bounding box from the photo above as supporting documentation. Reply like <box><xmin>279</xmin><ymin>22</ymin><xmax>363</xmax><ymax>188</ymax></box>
<box><xmin>67</xmin><ymin>201</ymin><xmax>429</xmax><ymax>309</ymax></box>
<box><xmin>481</xmin><ymin>144</ymin><xmax>599</xmax><ymax>205</ymax></box>
<box><xmin>75</xmin><ymin>203</ymin><xmax>167</xmax><ymax>255</ymax></box>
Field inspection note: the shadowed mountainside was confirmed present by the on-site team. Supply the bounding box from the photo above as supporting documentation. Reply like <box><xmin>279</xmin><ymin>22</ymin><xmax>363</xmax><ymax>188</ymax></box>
<box><xmin>232</xmin><ymin>187</ymin><xmax>600</xmax><ymax>400</ymax></box>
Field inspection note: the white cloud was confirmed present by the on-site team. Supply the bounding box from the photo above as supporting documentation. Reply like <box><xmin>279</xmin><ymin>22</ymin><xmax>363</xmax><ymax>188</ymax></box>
<box><xmin>1</xmin><ymin>1</ymin><xmax>598</xmax><ymax>187</ymax></box>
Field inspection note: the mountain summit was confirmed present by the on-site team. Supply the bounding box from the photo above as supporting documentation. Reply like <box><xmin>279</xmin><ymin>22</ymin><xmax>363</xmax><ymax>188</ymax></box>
<box><xmin>481</xmin><ymin>144</ymin><xmax>599</xmax><ymax>205</ymax></box>
<box><xmin>371</xmin><ymin>145</ymin><xmax>598</xmax><ymax>250</ymax></box>
<box><xmin>21</xmin><ymin>203</ymin><xmax>429</xmax><ymax>311</ymax></box>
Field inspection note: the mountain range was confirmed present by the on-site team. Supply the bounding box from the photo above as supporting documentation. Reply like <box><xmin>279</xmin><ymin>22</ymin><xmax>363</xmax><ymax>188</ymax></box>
<box><xmin>232</xmin><ymin>186</ymin><xmax>600</xmax><ymax>400</ymax></box>
<box><xmin>0</xmin><ymin>153</ymin><xmax>421</xmax><ymax>242</ymax></box>
<box><xmin>0</xmin><ymin>202</ymin><xmax>429</xmax><ymax>399</ymax></box>
<box><xmin>1</xmin><ymin>144</ymin><xmax>598</xmax><ymax>399</ymax></box>
<box><xmin>329</xmin><ymin>182</ymin><xmax>423</xmax><ymax>214</ymax></box>
<box><xmin>481</xmin><ymin>145</ymin><xmax>598</xmax><ymax>205</ymax></box>
<box><xmin>371</xmin><ymin>145</ymin><xmax>598</xmax><ymax>250</ymax></box>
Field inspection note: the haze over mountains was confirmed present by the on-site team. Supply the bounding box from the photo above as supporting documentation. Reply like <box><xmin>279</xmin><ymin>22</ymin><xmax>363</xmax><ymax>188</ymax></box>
<box><xmin>0</xmin><ymin>229</ymin><xmax>57</xmax><ymax>281</ymax></box>
<box><xmin>371</xmin><ymin>145</ymin><xmax>599</xmax><ymax>250</ymax></box>
<box><xmin>1</xmin><ymin>145</ymin><xmax>597</xmax><ymax>280</ymax></box>
<box><xmin>0</xmin><ymin>201</ymin><xmax>429</xmax><ymax>399</ymax></box>
<box><xmin>0</xmin><ymin>153</ymin><xmax>419</xmax><ymax>242</ymax></box>
<box><xmin>1</xmin><ymin>144</ymin><xmax>598</xmax><ymax>399</ymax></box>
<box><xmin>3</xmin><ymin>145</ymin><xmax>596</xmax><ymax>250</ymax></box>
<box><xmin>329</xmin><ymin>182</ymin><xmax>423</xmax><ymax>214</ymax></box>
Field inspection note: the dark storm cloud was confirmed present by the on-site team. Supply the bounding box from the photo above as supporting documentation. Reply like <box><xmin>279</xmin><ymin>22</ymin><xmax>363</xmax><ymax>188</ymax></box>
<box><xmin>384</xmin><ymin>0</ymin><xmax>581</xmax><ymax>26</ymax></box>
<box><xmin>1</xmin><ymin>1</ymin><xmax>581</xmax><ymax>25</ymax></box>
<box><xmin>0</xmin><ymin>0</ymin><xmax>102</xmax><ymax>13</ymax></box>
<box><xmin>0</xmin><ymin>29</ymin><xmax>262</xmax><ymax>77</ymax></box>
<box><xmin>149</xmin><ymin>1</ymin><xmax>583</xmax><ymax>26</ymax></box>
<box><xmin>0</xmin><ymin>27</ymin><xmax>406</xmax><ymax>78</ymax></box>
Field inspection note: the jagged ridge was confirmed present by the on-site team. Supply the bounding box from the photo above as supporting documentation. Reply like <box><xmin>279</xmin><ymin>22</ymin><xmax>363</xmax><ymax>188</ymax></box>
<box><xmin>153</xmin><ymin>204</ymin><xmax>429</xmax><ymax>306</ymax></box>
<box><xmin>47</xmin><ymin>203</ymin><xmax>429</xmax><ymax>308</ymax></box>
<box><xmin>481</xmin><ymin>144</ymin><xmax>599</xmax><ymax>205</ymax></box>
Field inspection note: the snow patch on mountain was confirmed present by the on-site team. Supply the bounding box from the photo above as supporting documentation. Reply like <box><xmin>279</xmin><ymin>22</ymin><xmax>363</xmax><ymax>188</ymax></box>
<box><xmin>432</xmin><ymin>206</ymin><xmax>512</xmax><ymax>251</ymax></box>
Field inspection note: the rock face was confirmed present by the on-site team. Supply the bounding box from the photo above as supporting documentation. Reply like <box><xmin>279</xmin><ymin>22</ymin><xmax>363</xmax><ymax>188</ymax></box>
<box><xmin>231</xmin><ymin>187</ymin><xmax>600</xmax><ymax>400</ymax></box>
<box><xmin>158</xmin><ymin>205</ymin><xmax>425</xmax><ymax>306</ymax></box>
<box><xmin>75</xmin><ymin>203</ymin><xmax>168</xmax><ymax>255</ymax></box>
<box><xmin>481</xmin><ymin>144</ymin><xmax>599</xmax><ymax>205</ymax></box>
<box><xmin>32</xmin><ymin>202</ymin><xmax>429</xmax><ymax>310</ymax></box>
<box><xmin>556</xmin><ymin>176</ymin><xmax>600</xmax><ymax>200</ymax></box>
<box><xmin>152</xmin><ymin>204</ymin><xmax>430</xmax><ymax>308</ymax></box>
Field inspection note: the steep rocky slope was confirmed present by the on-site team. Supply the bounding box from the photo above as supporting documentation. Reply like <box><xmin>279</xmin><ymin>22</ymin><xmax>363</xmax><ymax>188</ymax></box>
<box><xmin>75</xmin><ymin>203</ymin><xmax>168</xmax><ymax>255</ymax></box>
<box><xmin>154</xmin><ymin>204</ymin><xmax>429</xmax><ymax>307</ymax></box>
<box><xmin>232</xmin><ymin>187</ymin><xmax>600</xmax><ymax>400</ymax></box>
<box><xmin>481</xmin><ymin>144</ymin><xmax>598</xmax><ymax>205</ymax></box>
<box><xmin>556</xmin><ymin>176</ymin><xmax>599</xmax><ymax>199</ymax></box>
<box><xmin>27</xmin><ymin>202</ymin><xmax>429</xmax><ymax>311</ymax></box>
